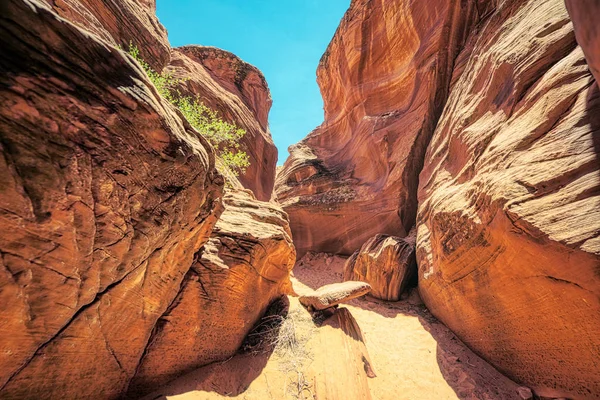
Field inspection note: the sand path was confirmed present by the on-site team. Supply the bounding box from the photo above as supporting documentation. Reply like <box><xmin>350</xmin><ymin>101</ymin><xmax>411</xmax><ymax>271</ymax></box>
<box><xmin>144</xmin><ymin>253</ymin><xmax>523</xmax><ymax>400</ymax></box>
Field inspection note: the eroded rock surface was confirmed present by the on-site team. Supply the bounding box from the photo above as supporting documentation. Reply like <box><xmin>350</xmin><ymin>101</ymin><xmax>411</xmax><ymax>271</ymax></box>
<box><xmin>298</xmin><ymin>281</ymin><xmax>371</xmax><ymax>311</ymax></box>
<box><xmin>309</xmin><ymin>307</ymin><xmax>376</xmax><ymax>400</ymax></box>
<box><xmin>0</xmin><ymin>0</ymin><xmax>222</xmax><ymax>398</ymax></box>
<box><xmin>167</xmin><ymin>46</ymin><xmax>278</xmax><ymax>201</ymax></box>
<box><xmin>48</xmin><ymin>1</ymin><xmax>277</xmax><ymax>201</ymax></box>
<box><xmin>416</xmin><ymin>0</ymin><xmax>600</xmax><ymax>398</ymax></box>
<box><xmin>44</xmin><ymin>0</ymin><xmax>171</xmax><ymax>70</ymax></box>
<box><xmin>128</xmin><ymin>189</ymin><xmax>295</xmax><ymax>396</ymax></box>
<box><xmin>275</xmin><ymin>0</ymin><xmax>480</xmax><ymax>256</ymax></box>
<box><xmin>565</xmin><ymin>0</ymin><xmax>600</xmax><ymax>82</ymax></box>
<box><xmin>344</xmin><ymin>234</ymin><xmax>416</xmax><ymax>301</ymax></box>
<box><xmin>0</xmin><ymin>0</ymin><xmax>292</xmax><ymax>398</ymax></box>
<box><xmin>278</xmin><ymin>0</ymin><xmax>600</xmax><ymax>398</ymax></box>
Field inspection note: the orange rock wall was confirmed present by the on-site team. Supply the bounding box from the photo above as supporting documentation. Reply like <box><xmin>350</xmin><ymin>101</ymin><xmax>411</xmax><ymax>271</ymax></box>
<box><xmin>277</xmin><ymin>0</ymin><xmax>600</xmax><ymax>398</ymax></box>
<box><xmin>416</xmin><ymin>0</ymin><xmax>600</xmax><ymax>397</ymax></box>
<box><xmin>167</xmin><ymin>46</ymin><xmax>278</xmax><ymax>201</ymax></box>
<box><xmin>44</xmin><ymin>0</ymin><xmax>171</xmax><ymax>70</ymax></box>
<box><xmin>0</xmin><ymin>1</ymin><xmax>222</xmax><ymax>397</ymax></box>
<box><xmin>128</xmin><ymin>190</ymin><xmax>295</xmax><ymax>397</ymax></box>
<box><xmin>276</xmin><ymin>0</ymin><xmax>480</xmax><ymax>256</ymax></box>
<box><xmin>0</xmin><ymin>0</ymin><xmax>291</xmax><ymax>398</ymax></box>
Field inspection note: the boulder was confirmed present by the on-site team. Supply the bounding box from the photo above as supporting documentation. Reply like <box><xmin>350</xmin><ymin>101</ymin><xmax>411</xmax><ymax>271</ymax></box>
<box><xmin>344</xmin><ymin>234</ymin><xmax>416</xmax><ymax>301</ymax></box>
<box><xmin>127</xmin><ymin>189</ymin><xmax>296</xmax><ymax>396</ymax></box>
<box><xmin>299</xmin><ymin>281</ymin><xmax>371</xmax><ymax>311</ymax></box>
<box><xmin>0</xmin><ymin>0</ymin><xmax>222</xmax><ymax>398</ymax></box>
<box><xmin>416</xmin><ymin>0</ymin><xmax>600</xmax><ymax>398</ymax></box>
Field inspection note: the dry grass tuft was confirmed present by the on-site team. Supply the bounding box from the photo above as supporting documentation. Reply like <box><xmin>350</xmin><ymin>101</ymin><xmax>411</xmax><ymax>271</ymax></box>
<box><xmin>242</xmin><ymin>297</ymin><xmax>316</xmax><ymax>399</ymax></box>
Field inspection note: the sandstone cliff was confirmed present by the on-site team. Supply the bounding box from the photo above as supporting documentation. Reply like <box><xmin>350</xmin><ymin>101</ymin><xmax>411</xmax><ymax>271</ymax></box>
<box><xmin>0</xmin><ymin>0</ymin><xmax>291</xmax><ymax>398</ymax></box>
<box><xmin>0</xmin><ymin>1</ymin><xmax>222</xmax><ymax>397</ymax></box>
<box><xmin>167</xmin><ymin>46</ymin><xmax>278</xmax><ymax>201</ymax></box>
<box><xmin>416</xmin><ymin>0</ymin><xmax>600</xmax><ymax>398</ymax></box>
<box><xmin>46</xmin><ymin>0</ymin><xmax>277</xmax><ymax>202</ymax></box>
<box><xmin>276</xmin><ymin>0</ymin><xmax>480</xmax><ymax>257</ymax></box>
<box><xmin>128</xmin><ymin>188</ymin><xmax>295</xmax><ymax>397</ymax></box>
<box><xmin>276</xmin><ymin>0</ymin><xmax>600</xmax><ymax>398</ymax></box>
<box><xmin>44</xmin><ymin>0</ymin><xmax>171</xmax><ymax>71</ymax></box>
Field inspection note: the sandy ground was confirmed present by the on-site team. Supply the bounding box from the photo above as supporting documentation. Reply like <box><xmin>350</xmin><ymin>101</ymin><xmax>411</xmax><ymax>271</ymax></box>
<box><xmin>143</xmin><ymin>253</ymin><xmax>525</xmax><ymax>400</ymax></box>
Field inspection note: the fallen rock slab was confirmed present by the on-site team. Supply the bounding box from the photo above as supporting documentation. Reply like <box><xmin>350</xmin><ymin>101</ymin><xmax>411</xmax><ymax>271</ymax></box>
<box><xmin>310</xmin><ymin>307</ymin><xmax>375</xmax><ymax>400</ymax></box>
<box><xmin>299</xmin><ymin>281</ymin><xmax>371</xmax><ymax>311</ymax></box>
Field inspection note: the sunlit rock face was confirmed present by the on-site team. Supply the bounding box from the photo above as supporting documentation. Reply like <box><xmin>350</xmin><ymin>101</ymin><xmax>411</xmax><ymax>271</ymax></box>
<box><xmin>127</xmin><ymin>189</ymin><xmax>296</xmax><ymax>397</ymax></box>
<box><xmin>416</xmin><ymin>0</ymin><xmax>600</xmax><ymax>398</ymax></box>
<box><xmin>47</xmin><ymin>0</ymin><xmax>278</xmax><ymax>201</ymax></box>
<box><xmin>0</xmin><ymin>1</ymin><xmax>222</xmax><ymax>398</ymax></box>
<box><xmin>277</xmin><ymin>0</ymin><xmax>600</xmax><ymax>398</ymax></box>
<box><xmin>344</xmin><ymin>233</ymin><xmax>416</xmax><ymax>301</ymax></box>
<box><xmin>275</xmin><ymin>0</ymin><xmax>479</xmax><ymax>257</ymax></box>
<box><xmin>167</xmin><ymin>46</ymin><xmax>278</xmax><ymax>201</ymax></box>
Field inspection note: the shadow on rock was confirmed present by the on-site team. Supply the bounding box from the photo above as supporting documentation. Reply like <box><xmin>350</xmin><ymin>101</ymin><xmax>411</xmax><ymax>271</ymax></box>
<box><xmin>140</xmin><ymin>297</ymin><xmax>290</xmax><ymax>400</ymax></box>
<box><xmin>415</xmin><ymin>310</ymin><xmax>523</xmax><ymax>400</ymax></box>
<box><xmin>585</xmin><ymin>82</ymin><xmax>600</xmax><ymax>180</ymax></box>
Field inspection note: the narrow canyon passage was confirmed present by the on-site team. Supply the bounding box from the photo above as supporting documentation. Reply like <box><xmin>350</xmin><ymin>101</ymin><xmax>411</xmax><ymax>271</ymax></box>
<box><xmin>144</xmin><ymin>253</ymin><xmax>522</xmax><ymax>400</ymax></box>
<box><xmin>0</xmin><ymin>0</ymin><xmax>598</xmax><ymax>399</ymax></box>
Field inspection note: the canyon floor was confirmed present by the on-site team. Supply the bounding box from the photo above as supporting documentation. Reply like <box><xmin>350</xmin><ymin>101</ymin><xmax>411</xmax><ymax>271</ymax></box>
<box><xmin>144</xmin><ymin>253</ymin><xmax>523</xmax><ymax>400</ymax></box>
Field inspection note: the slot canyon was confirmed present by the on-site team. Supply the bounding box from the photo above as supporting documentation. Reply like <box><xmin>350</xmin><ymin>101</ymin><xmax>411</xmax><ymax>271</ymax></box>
<box><xmin>0</xmin><ymin>0</ymin><xmax>598</xmax><ymax>399</ymax></box>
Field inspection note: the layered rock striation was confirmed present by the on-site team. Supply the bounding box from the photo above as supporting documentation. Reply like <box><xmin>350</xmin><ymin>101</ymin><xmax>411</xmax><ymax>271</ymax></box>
<box><xmin>344</xmin><ymin>234</ymin><xmax>416</xmax><ymax>301</ymax></box>
<box><xmin>416</xmin><ymin>0</ymin><xmax>600</xmax><ymax>397</ymax></box>
<box><xmin>44</xmin><ymin>0</ymin><xmax>171</xmax><ymax>71</ymax></box>
<box><xmin>565</xmin><ymin>0</ymin><xmax>600</xmax><ymax>83</ymax></box>
<box><xmin>277</xmin><ymin>0</ymin><xmax>600</xmax><ymax>398</ymax></box>
<box><xmin>47</xmin><ymin>0</ymin><xmax>278</xmax><ymax>201</ymax></box>
<box><xmin>0</xmin><ymin>0</ymin><xmax>292</xmax><ymax>398</ymax></box>
<box><xmin>276</xmin><ymin>0</ymin><xmax>481</xmax><ymax>256</ymax></box>
<box><xmin>167</xmin><ymin>46</ymin><xmax>278</xmax><ymax>201</ymax></box>
<box><xmin>127</xmin><ymin>189</ymin><xmax>295</xmax><ymax>397</ymax></box>
<box><xmin>0</xmin><ymin>1</ymin><xmax>222</xmax><ymax>397</ymax></box>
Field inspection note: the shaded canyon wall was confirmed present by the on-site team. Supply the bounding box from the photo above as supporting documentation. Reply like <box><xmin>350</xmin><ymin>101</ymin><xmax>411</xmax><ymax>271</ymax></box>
<box><xmin>0</xmin><ymin>0</ymin><xmax>292</xmax><ymax>398</ymax></box>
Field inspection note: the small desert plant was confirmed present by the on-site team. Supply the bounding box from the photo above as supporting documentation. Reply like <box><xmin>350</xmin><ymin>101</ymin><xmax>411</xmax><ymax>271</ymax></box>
<box><xmin>126</xmin><ymin>43</ymin><xmax>250</xmax><ymax>176</ymax></box>
<box><xmin>242</xmin><ymin>298</ymin><xmax>315</xmax><ymax>399</ymax></box>
<box><xmin>175</xmin><ymin>97</ymin><xmax>249</xmax><ymax>175</ymax></box>
<box><xmin>126</xmin><ymin>44</ymin><xmax>177</xmax><ymax>101</ymax></box>
<box><xmin>242</xmin><ymin>297</ymin><xmax>290</xmax><ymax>354</ymax></box>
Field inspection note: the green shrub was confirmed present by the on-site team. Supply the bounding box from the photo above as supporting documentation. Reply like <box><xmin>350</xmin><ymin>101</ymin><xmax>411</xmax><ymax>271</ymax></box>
<box><xmin>176</xmin><ymin>97</ymin><xmax>250</xmax><ymax>175</ymax></box>
<box><xmin>126</xmin><ymin>43</ymin><xmax>250</xmax><ymax>177</ymax></box>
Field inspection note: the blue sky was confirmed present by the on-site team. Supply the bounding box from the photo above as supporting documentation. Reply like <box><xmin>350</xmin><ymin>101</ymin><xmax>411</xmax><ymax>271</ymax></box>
<box><xmin>156</xmin><ymin>0</ymin><xmax>350</xmax><ymax>164</ymax></box>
